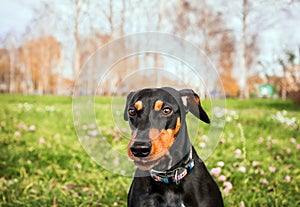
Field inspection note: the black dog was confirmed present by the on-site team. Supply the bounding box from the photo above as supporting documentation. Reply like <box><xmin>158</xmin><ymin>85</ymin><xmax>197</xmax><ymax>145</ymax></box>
<box><xmin>124</xmin><ymin>87</ymin><xmax>223</xmax><ymax>207</ymax></box>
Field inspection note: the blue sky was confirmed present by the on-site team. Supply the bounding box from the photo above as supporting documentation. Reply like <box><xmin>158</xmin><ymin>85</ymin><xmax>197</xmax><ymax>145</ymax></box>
<box><xmin>0</xmin><ymin>0</ymin><xmax>38</xmax><ymax>36</ymax></box>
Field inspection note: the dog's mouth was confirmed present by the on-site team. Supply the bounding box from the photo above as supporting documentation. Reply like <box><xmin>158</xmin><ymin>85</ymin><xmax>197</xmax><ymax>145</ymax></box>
<box><xmin>129</xmin><ymin>152</ymin><xmax>171</xmax><ymax>170</ymax></box>
<box><xmin>127</xmin><ymin>122</ymin><xmax>180</xmax><ymax>170</ymax></box>
<box><xmin>133</xmin><ymin>159</ymin><xmax>161</xmax><ymax>170</ymax></box>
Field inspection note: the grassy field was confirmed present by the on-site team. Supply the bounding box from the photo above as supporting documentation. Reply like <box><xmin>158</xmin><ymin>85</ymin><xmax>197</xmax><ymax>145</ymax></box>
<box><xmin>0</xmin><ymin>94</ymin><xmax>299</xmax><ymax>206</ymax></box>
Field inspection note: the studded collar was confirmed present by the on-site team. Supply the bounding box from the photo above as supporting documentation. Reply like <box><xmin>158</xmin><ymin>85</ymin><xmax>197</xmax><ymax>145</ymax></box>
<box><xmin>149</xmin><ymin>148</ymin><xmax>194</xmax><ymax>184</ymax></box>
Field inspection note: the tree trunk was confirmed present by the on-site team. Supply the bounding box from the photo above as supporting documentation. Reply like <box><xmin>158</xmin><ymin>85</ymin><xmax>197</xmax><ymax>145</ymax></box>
<box><xmin>73</xmin><ymin>0</ymin><xmax>81</xmax><ymax>79</ymax></box>
<box><xmin>9</xmin><ymin>51</ymin><xmax>15</xmax><ymax>93</ymax></box>
<box><xmin>239</xmin><ymin>0</ymin><xmax>249</xmax><ymax>99</ymax></box>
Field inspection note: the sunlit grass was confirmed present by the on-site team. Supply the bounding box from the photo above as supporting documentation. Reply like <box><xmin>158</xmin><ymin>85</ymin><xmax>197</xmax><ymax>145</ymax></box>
<box><xmin>0</xmin><ymin>95</ymin><xmax>299</xmax><ymax>206</ymax></box>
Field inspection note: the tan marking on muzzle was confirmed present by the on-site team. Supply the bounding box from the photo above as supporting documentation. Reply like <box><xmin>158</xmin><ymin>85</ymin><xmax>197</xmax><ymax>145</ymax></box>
<box><xmin>127</xmin><ymin>118</ymin><xmax>182</xmax><ymax>170</ymax></box>
<box><xmin>148</xmin><ymin>117</ymin><xmax>181</xmax><ymax>159</ymax></box>
<box><xmin>149</xmin><ymin>128</ymin><xmax>160</xmax><ymax>140</ymax></box>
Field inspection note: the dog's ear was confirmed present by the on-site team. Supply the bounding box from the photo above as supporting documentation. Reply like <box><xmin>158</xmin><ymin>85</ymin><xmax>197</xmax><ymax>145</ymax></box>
<box><xmin>179</xmin><ymin>89</ymin><xmax>210</xmax><ymax>123</ymax></box>
<box><xmin>124</xmin><ymin>91</ymin><xmax>135</xmax><ymax>121</ymax></box>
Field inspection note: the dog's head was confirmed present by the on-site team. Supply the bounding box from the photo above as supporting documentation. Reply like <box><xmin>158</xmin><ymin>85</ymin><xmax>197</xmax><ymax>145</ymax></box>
<box><xmin>124</xmin><ymin>87</ymin><xmax>210</xmax><ymax>170</ymax></box>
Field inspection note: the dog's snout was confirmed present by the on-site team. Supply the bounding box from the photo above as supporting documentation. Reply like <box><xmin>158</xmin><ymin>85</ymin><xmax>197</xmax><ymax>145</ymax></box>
<box><xmin>130</xmin><ymin>141</ymin><xmax>152</xmax><ymax>157</ymax></box>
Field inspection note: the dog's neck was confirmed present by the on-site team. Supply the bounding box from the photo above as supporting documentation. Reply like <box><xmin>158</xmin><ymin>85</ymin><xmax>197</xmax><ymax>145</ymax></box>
<box><xmin>153</xmin><ymin>122</ymin><xmax>191</xmax><ymax>172</ymax></box>
<box><xmin>149</xmin><ymin>145</ymin><xmax>194</xmax><ymax>184</ymax></box>
<box><xmin>147</xmin><ymin>122</ymin><xmax>194</xmax><ymax>184</ymax></box>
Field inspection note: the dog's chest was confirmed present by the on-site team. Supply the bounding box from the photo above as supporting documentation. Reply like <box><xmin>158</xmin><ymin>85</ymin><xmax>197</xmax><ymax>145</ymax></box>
<box><xmin>141</xmin><ymin>191</ymin><xmax>186</xmax><ymax>207</ymax></box>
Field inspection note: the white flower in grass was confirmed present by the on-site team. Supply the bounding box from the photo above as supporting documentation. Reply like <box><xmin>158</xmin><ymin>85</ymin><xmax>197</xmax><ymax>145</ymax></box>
<box><xmin>217</xmin><ymin>161</ymin><xmax>224</xmax><ymax>167</ymax></box>
<box><xmin>218</xmin><ymin>175</ymin><xmax>226</xmax><ymax>182</ymax></box>
<box><xmin>213</xmin><ymin>107</ymin><xmax>226</xmax><ymax>118</ymax></box>
<box><xmin>89</xmin><ymin>123</ymin><xmax>96</xmax><ymax>129</ymax></box>
<box><xmin>39</xmin><ymin>137</ymin><xmax>46</xmax><ymax>144</ymax></box>
<box><xmin>226</xmin><ymin>116</ymin><xmax>232</xmax><ymax>122</ymax></box>
<box><xmin>268</xmin><ymin>166</ymin><xmax>277</xmax><ymax>173</ymax></box>
<box><xmin>252</xmin><ymin>161</ymin><xmax>260</xmax><ymax>167</ymax></box>
<box><xmin>199</xmin><ymin>142</ymin><xmax>206</xmax><ymax>148</ymax></box>
<box><xmin>238</xmin><ymin>166</ymin><xmax>246</xmax><ymax>173</ymax></box>
<box><xmin>235</xmin><ymin>149</ymin><xmax>242</xmax><ymax>158</ymax></box>
<box><xmin>211</xmin><ymin>167</ymin><xmax>221</xmax><ymax>177</ymax></box>
<box><xmin>88</xmin><ymin>130</ymin><xmax>98</xmax><ymax>137</ymax></box>
<box><xmin>14</xmin><ymin>131</ymin><xmax>21</xmax><ymax>137</ymax></box>
<box><xmin>290</xmin><ymin>137</ymin><xmax>296</xmax><ymax>143</ymax></box>
<box><xmin>261</xmin><ymin>178</ymin><xmax>269</xmax><ymax>186</ymax></box>
<box><xmin>258</xmin><ymin>137</ymin><xmax>264</xmax><ymax>143</ymax></box>
<box><xmin>75</xmin><ymin>163</ymin><xmax>82</xmax><ymax>169</ymax></box>
<box><xmin>220</xmin><ymin>138</ymin><xmax>226</xmax><ymax>144</ymax></box>
<box><xmin>29</xmin><ymin>125</ymin><xmax>36</xmax><ymax>131</ymax></box>
<box><xmin>223</xmin><ymin>181</ymin><xmax>233</xmax><ymax>195</ymax></box>
<box><xmin>285</xmin><ymin>175</ymin><xmax>291</xmax><ymax>182</ymax></box>
<box><xmin>201</xmin><ymin>135</ymin><xmax>210</xmax><ymax>142</ymax></box>
<box><xmin>223</xmin><ymin>181</ymin><xmax>233</xmax><ymax>189</ymax></box>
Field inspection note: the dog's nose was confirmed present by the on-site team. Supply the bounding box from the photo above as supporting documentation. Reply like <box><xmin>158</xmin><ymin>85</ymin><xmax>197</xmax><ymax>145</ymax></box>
<box><xmin>130</xmin><ymin>141</ymin><xmax>152</xmax><ymax>157</ymax></box>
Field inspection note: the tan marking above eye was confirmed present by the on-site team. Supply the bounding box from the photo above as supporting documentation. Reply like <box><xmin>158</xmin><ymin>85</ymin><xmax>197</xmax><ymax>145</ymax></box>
<box><xmin>134</xmin><ymin>101</ymin><xmax>143</xmax><ymax>111</ymax></box>
<box><xmin>154</xmin><ymin>100</ymin><xmax>163</xmax><ymax>111</ymax></box>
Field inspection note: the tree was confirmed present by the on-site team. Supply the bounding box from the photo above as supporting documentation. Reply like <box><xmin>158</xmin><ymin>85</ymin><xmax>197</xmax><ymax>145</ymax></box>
<box><xmin>2</xmin><ymin>33</ymin><xmax>19</xmax><ymax>93</ymax></box>
<box><xmin>218</xmin><ymin>33</ymin><xmax>239</xmax><ymax>97</ymax></box>
<box><xmin>278</xmin><ymin>50</ymin><xmax>300</xmax><ymax>100</ymax></box>
<box><xmin>237</xmin><ymin>0</ymin><xmax>296</xmax><ymax>98</ymax></box>
<box><xmin>0</xmin><ymin>48</ymin><xmax>10</xmax><ymax>93</ymax></box>
<box><xmin>20</xmin><ymin>36</ymin><xmax>61</xmax><ymax>94</ymax></box>
<box><xmin>238</xmin><ymin>0</ymin><xmax>260</xmax><ymax>98</ymax></box>
<box><xmin>165</xmin><ymin>0</ymin><xmax>235</xmax><ymax>93</ymax></box>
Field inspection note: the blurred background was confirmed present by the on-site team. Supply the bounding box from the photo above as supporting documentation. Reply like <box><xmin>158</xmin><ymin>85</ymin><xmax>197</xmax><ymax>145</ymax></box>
<box><xmin>0</xmin><ymin>0</ymin><xmax>299</xmax><ymax>103</ymax></box>
<box><xmin>1</xmin><ymin>2</ymin><xmax>300</xmax><ymax>206</ymax></box>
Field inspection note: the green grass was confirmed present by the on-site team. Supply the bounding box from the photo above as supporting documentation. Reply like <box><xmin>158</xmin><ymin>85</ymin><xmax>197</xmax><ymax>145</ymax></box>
<box><xmin>0</xmin><ymin>95</ymin><xmax>299</xmax><ymax>206</ymax></box>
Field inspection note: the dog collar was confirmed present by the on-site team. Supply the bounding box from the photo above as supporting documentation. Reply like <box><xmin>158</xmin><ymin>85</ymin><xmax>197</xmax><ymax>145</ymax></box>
<box><xmin>150</xmin><ymin>149</ymin><xmax>194</xmax><ymax>184</ymax></box>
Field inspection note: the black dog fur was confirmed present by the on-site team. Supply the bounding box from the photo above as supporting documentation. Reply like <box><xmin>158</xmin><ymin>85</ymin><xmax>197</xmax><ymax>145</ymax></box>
<box><xmin>124</xmin><ymin>87</ymin><xmax>224</xmax><ymax>207</ymax></box>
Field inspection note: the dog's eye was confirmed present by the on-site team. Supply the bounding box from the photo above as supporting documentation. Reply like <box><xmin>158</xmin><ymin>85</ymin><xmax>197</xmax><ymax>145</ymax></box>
<box><xmin>128</xmin><ymin>108</ymin><xmax>137</xmax><ymax>116</ymax></box>
<box><xmin>162</xmin><ymin>106</ymin><xmax>172</xmax><ymax>115</ymax></box>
